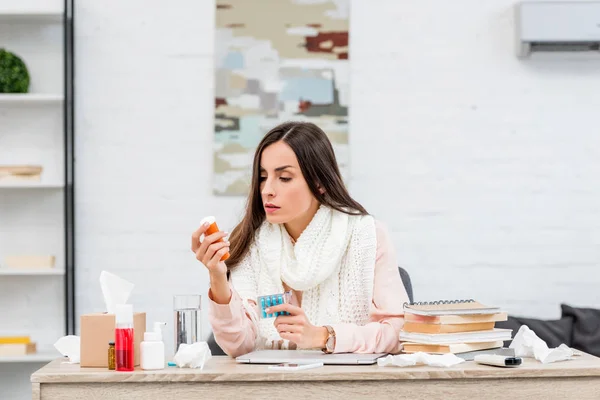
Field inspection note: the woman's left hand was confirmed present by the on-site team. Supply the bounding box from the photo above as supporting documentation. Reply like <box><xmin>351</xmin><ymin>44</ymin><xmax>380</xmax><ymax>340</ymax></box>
<box><xmin>267</xmin><ymin>303</ymin><xmax>328</xmax><ymax>349</ymax></box>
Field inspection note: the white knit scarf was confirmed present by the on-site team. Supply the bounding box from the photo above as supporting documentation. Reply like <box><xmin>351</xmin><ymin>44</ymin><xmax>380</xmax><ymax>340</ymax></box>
<box><xmin>229</xmin><ymin>205</ymin><xmax>377</xmax><ymax>349</ymax></box>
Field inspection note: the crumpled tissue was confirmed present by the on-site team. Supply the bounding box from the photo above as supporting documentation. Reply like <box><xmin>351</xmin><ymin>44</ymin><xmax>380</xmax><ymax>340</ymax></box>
<box><xmin>378</xmin><ymin>352</ymin><xmax>465</xmax><ymax>368</ymax></box>
<box><xmin>54</xmin><ymin>335</ymin><xmax>81</xmax><ymax>364</ymax></box>
<box><xmin>510</xmin><ymin>325</ymin><xmax>576</xmax><ymax>364</ymax></box>
<box><xmin>99</xmin><ymin>270</ymin><xmax>134</xmax><ymax>314</ymax></box>
<box><xmin>173</xmin><ymin>342</ymin><xmax>212</xmax><ymax>369</ymax></box>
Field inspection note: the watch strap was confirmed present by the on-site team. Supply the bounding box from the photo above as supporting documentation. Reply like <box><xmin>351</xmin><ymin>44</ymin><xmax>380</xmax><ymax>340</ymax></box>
<box><xmin>322</xmin><ymin>325</ymin><xmax>336</xmax><ymax>354</ymax></box>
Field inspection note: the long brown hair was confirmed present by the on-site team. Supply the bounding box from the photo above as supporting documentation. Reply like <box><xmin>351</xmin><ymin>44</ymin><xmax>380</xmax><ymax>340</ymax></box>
<box><xmin>225</xmin><ymin>121</ymin><xmax>368</xmax><ymax>269</ymax></box>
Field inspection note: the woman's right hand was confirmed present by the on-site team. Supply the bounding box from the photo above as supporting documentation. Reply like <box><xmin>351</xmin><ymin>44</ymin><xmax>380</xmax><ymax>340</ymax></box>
<box><xmin>191</xmin><ymin>222</ymin><xmax>229</xmax><ymax>277</ymax></box>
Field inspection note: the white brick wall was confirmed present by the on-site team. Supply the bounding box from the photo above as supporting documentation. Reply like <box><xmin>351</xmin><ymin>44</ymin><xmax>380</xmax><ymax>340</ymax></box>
<box><xmin>347</xmin><ymin>0</ymin><xmax>600</xmax><ymax>319</ymax></box>
<box><xmin>74</xmin><ymin>0</ymin><xmax>239</xmax><ymax>359</ymax></box>
<box><xmin>4</xmin><ymin>0</ymin><xmax>600</xmax><ymax>398</ymax></box>
<box><xmin>74</xmin><ymin>0</ymin><xmax>600</xmax><ymax>355</ymax></box>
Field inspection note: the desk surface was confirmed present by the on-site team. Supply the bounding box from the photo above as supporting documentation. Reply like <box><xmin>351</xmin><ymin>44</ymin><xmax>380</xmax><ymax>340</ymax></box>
<box><xmin>31</xmin><ymin>353</ymin><xmax>600</xmax><ymax>384</ymax></box>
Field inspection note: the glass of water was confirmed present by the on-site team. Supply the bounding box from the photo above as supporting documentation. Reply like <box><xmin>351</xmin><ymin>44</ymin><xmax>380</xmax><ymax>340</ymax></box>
<box><xmin>173</xmin><ymin>294</ymin><xmax>202</xmax><ymax>353</ymax></box>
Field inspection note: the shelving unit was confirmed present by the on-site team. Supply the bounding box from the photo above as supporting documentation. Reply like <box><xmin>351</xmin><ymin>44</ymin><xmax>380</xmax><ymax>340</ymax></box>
<box><xmin>0</xmin><ymin>352</ymin><xmax>62</xmax><ymax>364</ymax></box>
<box><xmin>0</xmin><ymin>269</ymin><xmax>65</xmax><ymax>276</ymax></box>
<box><xmin>0</xmin><ymin>93</ymin><xmax>64</xmax><ymax>104</ymax></box>
<box><xmin>0</xmin><ymin>1</ymin><xmax>74</xmax><ymax>397</ymax></box>
<box><xmin>0</xmin><ymin>181</ymin><xmax>65</xmax><ymax>189</ymax></box>
<box><xmin>0</xmin><ymin>12</ymin><xmax>64</xmax><ymax>23</ymax></box>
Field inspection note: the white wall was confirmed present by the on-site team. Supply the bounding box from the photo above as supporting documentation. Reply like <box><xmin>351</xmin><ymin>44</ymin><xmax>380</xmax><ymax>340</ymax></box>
<box><xmin>4</xmin><ymin>0</ymin><xmax>600</xmax><ymax>398</ymax></box>
<box><xmin>74</xmin><ymin>0</ymin><xmax>600</xmax><ymax>360</ymax></box>
<box><xmin>347</xmin><ymin>0</ymin><xmax>600</xmax><ymax>317</ymax></box>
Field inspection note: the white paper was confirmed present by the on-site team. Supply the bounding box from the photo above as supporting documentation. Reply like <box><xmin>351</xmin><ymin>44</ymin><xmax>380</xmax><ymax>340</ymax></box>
<box><xmin>173</xmin><ymin>342</ymin><xmax>212</xmax><ymax>369</ymax></box>
<box><xmin>99</xmin><ymin>270</ymin><xmax>134</xmax><ymax>314</ymax></box>
<box><xmin>377</xmin><ymin>352</ymin><xmax>465</xmax><ymax>368</ymax></box>
<box><xmin>509</xmin><ymin>325</ymin><xmax>575</xmax><ymax>364</ymax></box>
<box><xmin>53</xmin><ymin>335</ymin><xmax>81</xmax><ymax>364</ymax></box>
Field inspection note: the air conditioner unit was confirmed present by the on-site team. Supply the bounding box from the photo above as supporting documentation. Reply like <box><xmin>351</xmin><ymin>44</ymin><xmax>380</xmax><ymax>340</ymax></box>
<box><xmin>515</xmin><ymin>1</ymin><xmax>600</xmax><ymax>57</ymax></box>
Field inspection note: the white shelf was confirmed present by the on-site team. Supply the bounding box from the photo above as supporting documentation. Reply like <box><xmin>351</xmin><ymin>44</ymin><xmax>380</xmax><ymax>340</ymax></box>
<box><xmin>0</xmin><ymin>11</ymin><xmax>63</xmax><ymax>23</ymax></box>
<box><xmin>0</xmin><ymin>269</ymin><xmax>64</xmax><ymax>276</ymax></box>
<box><xmin>0</xmin><ymin>181</ymin><xmax>64</xmax><ymax>189</ymax></box>
<box><xmin>0</xmin><ymin>94</ymin><xmax>64</xmax><ymax>105</ymax></box>
<box><xmin>0</xmin><ymin>352</ymin><xmax>61</xmax><ymax>363</ymax></box>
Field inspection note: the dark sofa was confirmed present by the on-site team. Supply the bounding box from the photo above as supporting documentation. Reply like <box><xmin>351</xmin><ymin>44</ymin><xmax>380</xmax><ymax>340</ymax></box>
<box><xmin>496</xmin><ymin>304</ymin><xmax>600</xmax><ymax>357</ymax></box>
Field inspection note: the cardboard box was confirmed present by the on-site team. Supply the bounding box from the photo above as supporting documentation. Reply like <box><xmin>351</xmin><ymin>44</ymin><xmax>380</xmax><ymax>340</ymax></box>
<box><xmin>80</xmin><ymin>312</ymin><xmax>146</xmax><ymax>367</ymax></box>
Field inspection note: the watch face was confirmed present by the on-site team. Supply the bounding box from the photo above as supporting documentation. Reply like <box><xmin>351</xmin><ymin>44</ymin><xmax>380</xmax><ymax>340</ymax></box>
<box><xmin>326</xmin><ymin>336</ymin><xmax>335</xmax><ymax>351</ymax></box>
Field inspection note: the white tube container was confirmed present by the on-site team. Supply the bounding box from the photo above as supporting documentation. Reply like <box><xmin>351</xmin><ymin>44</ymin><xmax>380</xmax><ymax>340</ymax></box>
<box><xmin>140</xmin><ymin>322</ymin><xmax>166</xmax><ymax>370</ymax></box>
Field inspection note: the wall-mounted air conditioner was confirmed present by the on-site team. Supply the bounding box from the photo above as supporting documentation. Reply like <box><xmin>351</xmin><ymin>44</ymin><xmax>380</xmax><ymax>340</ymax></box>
<box><xmin>516</xmin><ymin>1</ymin><xmax>600</xmax><ymax>57</ymax></box>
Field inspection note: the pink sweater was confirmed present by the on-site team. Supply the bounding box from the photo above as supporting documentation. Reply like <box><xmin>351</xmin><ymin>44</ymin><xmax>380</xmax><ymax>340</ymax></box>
<box><xmin>207</xmin><ymin>221</ymin><xmax>409</xmax><ymax>357</ymax></box>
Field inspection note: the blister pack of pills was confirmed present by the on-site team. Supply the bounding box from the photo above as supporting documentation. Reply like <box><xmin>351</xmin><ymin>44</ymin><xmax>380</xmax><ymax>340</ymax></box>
<box><xmin>258</xmin><ymin>291</ymin><xmax>293</xmax><ymax>318</ymax></box>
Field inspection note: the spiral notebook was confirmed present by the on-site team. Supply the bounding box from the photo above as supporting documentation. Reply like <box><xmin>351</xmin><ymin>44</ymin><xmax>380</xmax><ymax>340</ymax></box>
<box><xmin>399</xmin><ymin>328</ymin><xmax>512</xmax><ymax>344</ymax></box>
<box><xmin>403</xmin><ymin>299</ymin><xmax>501</xmax><ymax>316</ymax></box>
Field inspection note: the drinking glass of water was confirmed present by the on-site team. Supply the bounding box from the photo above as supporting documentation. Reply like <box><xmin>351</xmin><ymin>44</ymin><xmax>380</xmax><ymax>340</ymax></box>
<box><xmin>173</xmin><ymin>295</ymin><xmax>202</xmax><ymax>353</ymax></box>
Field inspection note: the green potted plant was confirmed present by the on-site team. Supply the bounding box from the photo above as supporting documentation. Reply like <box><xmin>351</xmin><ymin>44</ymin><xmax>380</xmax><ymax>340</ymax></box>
<box><xmin>0</xmin><ymin>48</ymin><xmax>30</xmax><ymax>93</ymax></box>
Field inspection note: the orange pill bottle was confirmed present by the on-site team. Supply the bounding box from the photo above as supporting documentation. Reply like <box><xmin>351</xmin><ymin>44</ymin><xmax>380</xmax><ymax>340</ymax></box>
<box><xmin>200</xmin><ymin>215</ymin><xmax>230</xmax><ymax>261</ymax></box>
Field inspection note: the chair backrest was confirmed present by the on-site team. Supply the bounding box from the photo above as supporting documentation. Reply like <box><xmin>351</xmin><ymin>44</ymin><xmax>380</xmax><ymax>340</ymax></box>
<box><xmin>398</xmin><ymin>266</ymin><xmax>414</xmax><ymax>303</ymax></box>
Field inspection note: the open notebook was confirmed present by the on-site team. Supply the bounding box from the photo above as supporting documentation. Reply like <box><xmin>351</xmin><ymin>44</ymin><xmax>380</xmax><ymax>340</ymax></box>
<box><xmin>403</xmin><ymin>299</ymin><xmax>501</xmax><ymax>316</ymax></box>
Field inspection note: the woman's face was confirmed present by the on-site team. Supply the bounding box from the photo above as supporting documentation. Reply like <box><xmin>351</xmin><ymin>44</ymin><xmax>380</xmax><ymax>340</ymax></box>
<box><xmin>259</xmin><ymin>140</ymin><xmax>319</xmax><ymax>226</ymax></box>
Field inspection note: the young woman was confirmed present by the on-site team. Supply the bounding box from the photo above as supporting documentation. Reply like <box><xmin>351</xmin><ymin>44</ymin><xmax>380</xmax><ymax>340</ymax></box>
<box><xmin>191</xmin><ymin>121</ymin><xmax>408</xmax><ymax>357</ymax></box>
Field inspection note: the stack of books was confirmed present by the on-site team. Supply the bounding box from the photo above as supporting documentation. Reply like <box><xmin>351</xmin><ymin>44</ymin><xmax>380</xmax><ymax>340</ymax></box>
<box><xmin>0</xmin><ymin>165</ymin><xmax>43</xmax><ymax>182</ymax></box>
<box><xmin>399</xmin><ymin>299</ymin><xmax>512</xmax><ymax>354</ymax></box>
<box><xmin>2</xmin><ymin>255</ymin><xmax>56</xmax><ymax>269</ymax></box>
<box><xmin>0</xmin><ymin>336</ymin><xmax>36</xmax><ymax>357</ymax></box>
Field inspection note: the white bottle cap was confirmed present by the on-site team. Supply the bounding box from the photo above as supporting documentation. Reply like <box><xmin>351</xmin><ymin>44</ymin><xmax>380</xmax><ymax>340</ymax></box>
<box><xmin>144</xmin><ymin>322</ymin><xmax>166</xmax><ymax>342</ymax></box>
<box><xmin>115</xmin><ymin>304</ymin><xmax>133</xmax><ymax>325</ymax></box>
<box><xmin>144</xmin><ymin>331</ymin><xmax>161</xmax><ymax>341</ymax></box>
<box><xmin>199</xmin><ymin>216</ymin><xmax>217</xmax><ymax>241</ymax></box>
<box><xmin>200</xmin><ymin>215</ymin><xmax>216</xmax><ymax>226</ymax></box>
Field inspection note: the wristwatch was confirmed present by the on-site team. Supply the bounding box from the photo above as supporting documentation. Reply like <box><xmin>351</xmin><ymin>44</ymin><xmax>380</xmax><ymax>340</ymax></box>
<box><xmin>322</xmin><ymin>325</ymin><xmax>336</xmax><ymax>354</ymax></box>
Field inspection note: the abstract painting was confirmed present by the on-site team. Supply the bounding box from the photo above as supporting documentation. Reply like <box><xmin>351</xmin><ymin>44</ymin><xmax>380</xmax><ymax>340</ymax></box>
<box><xmin>213</xmin><ymin>0</ymin><xmax>350</xmax><ymax>195</ymax></box>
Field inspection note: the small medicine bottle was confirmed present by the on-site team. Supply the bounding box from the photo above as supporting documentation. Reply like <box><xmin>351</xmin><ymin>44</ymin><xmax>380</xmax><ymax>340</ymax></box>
<box><xmin>140</xmin><ymin>322</ymin><xmax>166</xmax><ymax>370</ymax></box>
<box><xmin>200</xmin><ymin>216</ymin><xmax>229</xmax><ymax>260</ymax></box>
<box><xmin>108</xmin><ymin>341</ymin><xmax>115</xmax><ymax>370</ymax></box>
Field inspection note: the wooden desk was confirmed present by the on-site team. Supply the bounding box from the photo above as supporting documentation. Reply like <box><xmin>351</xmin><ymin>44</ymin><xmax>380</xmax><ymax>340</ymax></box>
<box><xmin>31</xmin><ymin>353</ymin><xmax>600</xmax><ymax>400</ymax></box>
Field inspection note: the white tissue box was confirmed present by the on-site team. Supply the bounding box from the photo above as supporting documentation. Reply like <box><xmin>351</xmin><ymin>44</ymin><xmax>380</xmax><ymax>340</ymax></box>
<box><xmin>80</xmin><ymin>312</ymin><xmax>146</xmax><ymax>367</ymax></box>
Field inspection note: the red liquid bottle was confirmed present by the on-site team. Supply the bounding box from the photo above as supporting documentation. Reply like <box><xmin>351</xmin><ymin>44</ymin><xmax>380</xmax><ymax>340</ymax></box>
<box><xmin>115</xmin><ymin>304</ymin><xmax>134</xmax><ymax>372</ymax></box>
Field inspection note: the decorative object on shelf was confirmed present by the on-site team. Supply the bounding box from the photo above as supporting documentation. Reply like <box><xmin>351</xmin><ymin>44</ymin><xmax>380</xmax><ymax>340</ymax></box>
<box><xmin>0</xmin><ymin>165</ymin><xmax>42</xmax><ymax>181</ymax></box>
<box><xmin>213</xmin><ymin>0</ymin><xmax>350</xmax><ymax>195</ymax></box>
<box><xmin>0</xmin><ymin>48</ymin><xmax>30</xmax><ymax>93</ymax></box>
<box><xmin>2</xmin><ymin>255</ymin><xmax>55</xmax><ymax>269</ymax></box>
<box><xmin>0</xmin><ymin>336</ymin><xmax>37</xmax><ymax>357</ymax></box>
<box><xmin>0</xmin><ymin>336</ymin><xmax>30</xmax><ymax>345</ymax></box>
